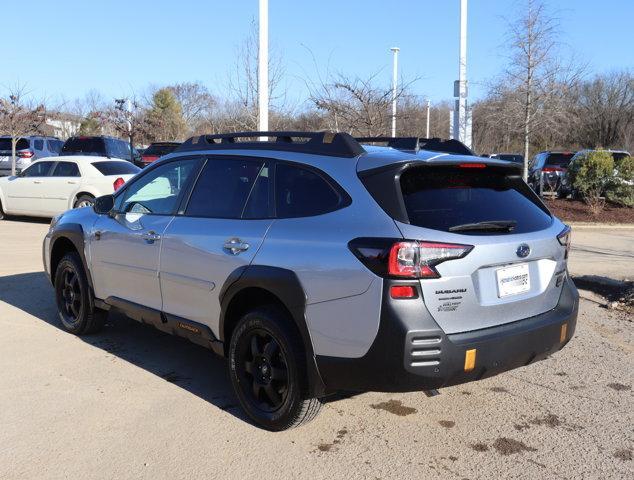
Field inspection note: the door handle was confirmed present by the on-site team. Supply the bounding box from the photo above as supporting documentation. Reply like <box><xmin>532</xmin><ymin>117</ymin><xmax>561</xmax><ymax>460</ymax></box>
<box><xmin>33</xmin><ymin>180</ymin><xmax>43</xmax><ymax>184</ymax></box>
<box><xmin>67</xmin><ymin>180</ymin><xmax>78</xmax><ymax>184</ymax></box>
<box><xmin>140</xmin><ymin>230</ymin><xmax>161</xmax><ymax>244</ymax></box>
<box><xmin>223</xmin><ymin>238</ymin><xmax>250</xmax><ymax>254</ymax></box>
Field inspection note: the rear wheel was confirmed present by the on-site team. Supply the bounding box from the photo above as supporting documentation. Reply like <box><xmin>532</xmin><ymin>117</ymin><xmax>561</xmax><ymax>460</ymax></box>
<box><xmin>74</xmin><ymin>194</ymin><xmax>95</xmax><ymax>209</ymax></box>
<box><xmin>229</xmin><ymin>306</ymin><xmax>322</xmax><ymax>430</ymax></box>
<box><xmin>54</xmin><ymin>252</ymin><xmax>106</xmax><ymax>334</ymax></box>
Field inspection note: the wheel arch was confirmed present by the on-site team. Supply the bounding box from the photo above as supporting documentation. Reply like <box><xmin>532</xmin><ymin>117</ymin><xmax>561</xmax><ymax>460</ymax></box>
<box><xmin>71</xmin><ymin>190</ymin><xmax>97</xmax><ymax>209</ymax></box>
<box><xmin>49</xmin><ymin>224</ymin><xmax>94</xmax><ymax>292</ymax></box>
<box><xmin>219</xmin><ymin>265</ymin><xmax>327</xmax><ymax>397</ymax></box>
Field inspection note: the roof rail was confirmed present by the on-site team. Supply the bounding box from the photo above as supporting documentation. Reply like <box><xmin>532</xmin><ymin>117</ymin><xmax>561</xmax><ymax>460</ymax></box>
<box><xmin>175</xmin><ymin>131</ymin><xmax>365</xmax><ymax>158</ymax></box>
<box><xmin>356</xmin><ymin>136</ymin><xmax>474</xmax><ymax>156</ymax></box>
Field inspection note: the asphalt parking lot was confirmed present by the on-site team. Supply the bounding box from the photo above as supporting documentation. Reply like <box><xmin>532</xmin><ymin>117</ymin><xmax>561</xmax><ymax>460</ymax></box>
<box><xmin>0</xmin><ymin>219</ymin><xmax>632</xmax><ymax>479</ymax></box>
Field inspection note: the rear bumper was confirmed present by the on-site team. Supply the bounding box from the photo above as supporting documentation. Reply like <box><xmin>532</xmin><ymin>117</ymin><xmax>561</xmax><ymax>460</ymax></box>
<box><xmin>316</xmin><ymin>276</ymin><xmax>578</xmax><ymax>393</ymax></box>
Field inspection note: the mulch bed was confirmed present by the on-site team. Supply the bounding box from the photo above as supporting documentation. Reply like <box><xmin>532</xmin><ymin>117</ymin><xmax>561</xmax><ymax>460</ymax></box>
<box><xmin>544</xmin><ymin>198</ymin><xmax>634</xmax><ymax>224</ymax></box>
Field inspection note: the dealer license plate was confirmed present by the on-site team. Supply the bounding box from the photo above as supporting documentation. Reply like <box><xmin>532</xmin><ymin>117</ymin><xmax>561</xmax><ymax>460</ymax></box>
<box><xmin>496</xmin><ymin>263</ymin><xmax>530</xmax><ymax>298</ymax></box>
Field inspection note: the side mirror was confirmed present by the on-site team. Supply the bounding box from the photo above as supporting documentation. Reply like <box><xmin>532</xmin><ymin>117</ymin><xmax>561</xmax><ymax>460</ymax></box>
<box><xmin>93</xmin><ymin>194</ymin><xmax>115</xmax><ymax>215</ymax></box>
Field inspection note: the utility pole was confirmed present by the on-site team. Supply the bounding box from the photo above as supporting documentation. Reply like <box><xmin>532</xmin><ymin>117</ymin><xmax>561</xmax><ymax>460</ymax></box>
<box><xmin>425</xmin><ymin>99</ymin><xmax>431</xmax><ymax>138</ymax></box>
<box><xmin>258</xmin><ymin>0</ymin><xmax>269</xmax><ymax>139</ymax></box>
<box><xmin>390</xmin><ymin>47</ymin><xmax>399</xmax><ymax>137</ymax></box>
<box><xmin>452</xmin><ymin>0</ymin><xmax>471</xmax><ymax>148</ymax></box>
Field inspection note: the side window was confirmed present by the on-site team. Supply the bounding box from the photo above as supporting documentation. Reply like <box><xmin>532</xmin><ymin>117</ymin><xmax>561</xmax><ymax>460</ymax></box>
<box><xmin>118</xmin><ymin>159</ymin><xmax>199</xmax><ymax>215</ymax></box>
<box><xmin>51</xmin><ymin>162</ymin><xmax>80</xmax><ymax>177</ymax></box>
<box><xmin>186</xmin><ymin>158</ymin><xmax>265</xmax><ymax>219</ymax></box>
<box><xmin>275</xmin><ymin>163</ymin><xmax>346</xmax><ymax>218</ymax></box>
<box><xmin>33</xmin><ymin>139</ymin><xmax>44</xmax><ymax>151</ymax></box>
<box><xmin>21</xmin><ymin>161</ymin><xmax>55</xmax><ymax>177</ymax></box>
<box><xmin>107</xmin><ymin>139</ymin><xmax>131</xmax><ymax>161</ymax></box>
<box><xmin>47</xmin><ymin>139</ymin><xmax>62</xmax><ymax>153</ymax></box>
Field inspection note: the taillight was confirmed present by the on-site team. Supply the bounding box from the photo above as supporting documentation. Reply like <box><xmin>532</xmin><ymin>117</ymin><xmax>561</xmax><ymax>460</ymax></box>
<box><xmin>388</xmin><ymin>241</ymin><xmax>473</xmax><ymax>278</ymax></box>
<box><xmin>113</xmin><ymin>177</ymin><xmax>125</xmax><ymax>191</ymax></box>
<box><xmin>17</xmin><ymin>150</ymin><xmax>34</xmax><ymax>158</ymax></box>
<box><xmin>557</xmin><ymin>225</ymin><xmax>571</xmax><ymax>259</ymax></box>
<box><xmin>542</xmin><ymin>167</ymin><xmax>564</xmax><ymax>172</ymax></box>
<box><xmin>349</xmin><ymin>238</ymin><xmax>473</xmax><ymax>279</ymax></box>
<box><xmin>459</xmin><ymin>163</ymin><xmax>486</xmax><ymax>168</ymax></box>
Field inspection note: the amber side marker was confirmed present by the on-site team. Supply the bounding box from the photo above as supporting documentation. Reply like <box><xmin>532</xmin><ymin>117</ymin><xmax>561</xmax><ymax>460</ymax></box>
<box><xmin>560</xmin><ymin>323</ymin><xmax>568</xmax><ymax>343</ymax></box>
<box><xmin>464</xmin><ymin>349</ymin><xmax>477</xmax><ymax>372</ymax></box>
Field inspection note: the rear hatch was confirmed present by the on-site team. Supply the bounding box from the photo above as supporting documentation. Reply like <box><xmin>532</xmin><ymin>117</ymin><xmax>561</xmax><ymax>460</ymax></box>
<box><xmin>360</xmin><ymin>160</ymin><xmax>569</xmax><ymax>334</ymax></box>
<box><xmin>0</xmin><ymin>138</ymin><xmax>30</xmax><ymax>171</ymax></box>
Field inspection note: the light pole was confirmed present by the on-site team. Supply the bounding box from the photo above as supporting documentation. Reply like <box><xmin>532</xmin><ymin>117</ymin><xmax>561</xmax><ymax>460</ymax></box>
<box><xmin>390</xmin><ymin>47</ymin><xmax>399</xmax><ymax>137</ymax></box>
<box><xmin>425</xmin><ymin>99</ymin><xmax>431</xmax><ymax>138</ymax></box>
<box><xmin>452</xmin><ymin>0</ymin><xmax>471</xmax><ymax>148</ymax></box>
<box><xmin>258</xmin><ymin>0</ymin><xmax>269</xmax><ymax>139</ymax></box>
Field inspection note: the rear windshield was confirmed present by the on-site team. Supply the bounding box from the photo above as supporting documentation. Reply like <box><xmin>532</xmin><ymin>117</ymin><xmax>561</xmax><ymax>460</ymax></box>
<box><xmin>612</xmin><ymin>152</ymin><xmax>630</xmax><ymax>162</ymax></box>
<box><xmin>494</xmin><ymin>154</ymin><xmax>523</xmax><ymax>163</ymax></box>
<box><xmin>91</xmin><ymin>161</ymin><xmax>140</xmax><ymax>176</ymax></box>
<box><xmin>61</xmin><ymin>137</ymin><xmax>106</xmax><ymax>156</ymax></box>
<box><xmin>544</xmin><ymin>153</ymin><xmax>574</xmax><ymax>167</ymax></box>
<box><xmin>399</xmin><ymin>166</ymin><xmax>552</xmax><ymax>234</ymax></box>
<box><xmin>144</xmin><ymin>143</ymin><xmax>179</xmax><ymax>156</ymax></box>
<box><xmin>0</xmin><ymin>138</ymin><xmax>29</xmax><ymax>151</ymax></box>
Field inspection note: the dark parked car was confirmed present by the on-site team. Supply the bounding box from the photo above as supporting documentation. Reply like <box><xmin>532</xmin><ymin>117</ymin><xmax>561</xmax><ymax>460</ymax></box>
<box><xmin>0</xmin><ymin>136</ymin><xmax>63</xmax><ymax>176</ymax></box>
<box><xmin>528</xmin><ymin>151</ymin><xmax>576</xmax><ymax>195</ymax></box>
<box><xmin>140</xmin><ymin>142</ymin><xmax>181</xmax><ymax>166</ymax></box>
<box><xmin>61</xmin><ymin>136</ymin><xmax>143</xmax><ymax>166</ymax></box>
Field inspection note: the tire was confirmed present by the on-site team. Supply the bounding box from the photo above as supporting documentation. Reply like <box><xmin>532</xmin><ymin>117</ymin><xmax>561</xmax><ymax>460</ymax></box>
<box><xmin>229</xmin><ymin>306</ymin><xmax>322</xmax><ymax>430</ymax></box>
<box><xmin>54</xmin><ymin>252</ymin><xmax>106</xmax><ymax>335</ymax></box>
<box><xmin>74</xmin><ymin>194</ymin><xmax>95</xmax><ymax>209</ymax></box>
<box><xmin>0</xmin><ymin>198</ymin><xmax>5</xmax><ymax>220</ymax></box>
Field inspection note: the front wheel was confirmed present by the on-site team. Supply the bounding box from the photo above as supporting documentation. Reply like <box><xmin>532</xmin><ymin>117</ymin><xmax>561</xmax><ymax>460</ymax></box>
<box><xmin>54</xmin><ymin>252</ymin><xmax>106</xmax><ymax>334</ymax></box>
<box><xmin>229</xmin><ymin>306</ymin><xmax>322</xmax><ymax>430</ymax></box>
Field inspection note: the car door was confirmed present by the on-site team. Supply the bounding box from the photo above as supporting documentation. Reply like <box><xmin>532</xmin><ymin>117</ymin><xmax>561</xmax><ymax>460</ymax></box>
<box><xmin>42</xmin><ymin>161</ymin><xmax>82</xmax><ymax>215</ymax></box>
<box><xmin>89</xmin><ymin>157</ymin><xmax>202</xmax><ymax>310</ymax></box>
<box><xmin>159</xmin><ymin>156</ymin><xmax>274</xmax><ymax>333</ymax></box>
<box><xmin>2</xmin><ymin>161</ymin><xmax>55</xmax><ymax>214</ymax></box>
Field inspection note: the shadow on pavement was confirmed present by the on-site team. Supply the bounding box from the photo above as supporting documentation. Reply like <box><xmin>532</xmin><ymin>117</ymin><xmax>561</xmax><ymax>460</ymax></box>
<box><xmin>0</xmin><ymin>271</ymin><xmax>249</xmax><ymax>423</ymax></box>
<box><xmin>572</xmin><ymin>275</ymin><xmax>633</xmax><ymax>303</ymax></box>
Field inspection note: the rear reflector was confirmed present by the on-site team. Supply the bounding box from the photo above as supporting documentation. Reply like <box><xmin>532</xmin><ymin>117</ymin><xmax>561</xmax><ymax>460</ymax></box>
<box><xmin>560</xmin><ymin>323</ymin><xmax>568</xmax><ymax>343</ymax></box>
<box><xmin>464</xmin><ymin>349</ymin><xmax>477</xmax><ymax>372</ymax></box>
<box><xmin>390</xmin><ymin>285</ymin><xmax>416</xmax><ymax>299</ymax></box>
<box><xmin>113</xmin><ymin>177</ymin><xmax>125</xmax><ymax>191</ymax></box>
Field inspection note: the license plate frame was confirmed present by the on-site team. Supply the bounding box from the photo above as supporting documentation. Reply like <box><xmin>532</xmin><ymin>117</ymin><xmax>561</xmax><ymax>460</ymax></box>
<box><xmin>496</xmin><ymin>263</ymin><xmax>530</xmax><ymax>298</ymax></box>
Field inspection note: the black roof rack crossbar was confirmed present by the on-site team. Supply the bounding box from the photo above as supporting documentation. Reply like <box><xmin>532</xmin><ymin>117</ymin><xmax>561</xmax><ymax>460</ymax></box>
<box><xmin>175</xmin><ymin>131</ymin><xmax>365</xmax><ymax>158</ymax></box>
<box><xmin>356</xmin><ymin>136</ymin><xmax>474</xmax><ymax>156</ymax></box>
<box><xmin>355</xmin><ymin>137</ymin><xmax>419</xmax><ymax>151</ymax></box>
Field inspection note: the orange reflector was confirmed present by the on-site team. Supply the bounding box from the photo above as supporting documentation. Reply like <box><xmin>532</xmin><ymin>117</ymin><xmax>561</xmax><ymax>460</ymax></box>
<box><xmin>464</xmin><ymin>349</ymin><xmax>476</xmax><ymax>372</ymax></box>
<box><xmin>560</xmin><ymin>323</ymin><xmax>568</xmax><ymax>343</ymax></box>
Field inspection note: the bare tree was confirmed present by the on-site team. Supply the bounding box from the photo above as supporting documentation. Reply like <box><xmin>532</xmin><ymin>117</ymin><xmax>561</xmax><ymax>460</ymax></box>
<box><xmin>498</xmin><ymin>0</ymin><xmax>581</xmax><ymax>179</ymax></box>
<box><xmin>103</xmin><ymin>96</ymin><xmax>149</xmax><ymax>148</ymax></box>
<box><xmin>168</xmin><ymin>82</ymin><xmax>217</xmax><ymax>135</ymax></box>
<box><xmin>0</xmin><ymin>84</ymin><xmax>46</xmax><ymax>175</ymax></box>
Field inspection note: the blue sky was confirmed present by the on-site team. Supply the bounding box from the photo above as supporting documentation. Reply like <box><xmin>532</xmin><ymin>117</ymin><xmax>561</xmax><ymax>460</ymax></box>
<box><xmin>5</xmin><ymin>0</ymin><xmax>633</xmax><ymax>108</ymax></box>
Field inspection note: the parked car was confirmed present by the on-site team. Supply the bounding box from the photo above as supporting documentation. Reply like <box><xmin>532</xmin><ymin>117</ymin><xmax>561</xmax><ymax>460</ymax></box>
<box><xmin>141</xmin><ymin>142</ymin><xmax>181</xmax><ymax>166</ymax></box>
<box><xmin>528</xmin><ymin>151</ymin><xmax>576</xmax><ymax>195</ymax></box>
<box><xmin>61</xmin><ymin>136</ymin><xmax>143</xmax><ymax>167</ymax></box>
<box><xmin>0</xmin><ymin>156</ymin><xmax>139</xmax><ymax>219</ymax></box>
<box><xmin>0</xmin><ymin>136</ymin><xmax>63</xmax><ymax>176</ymax></box>
<box><xmin>558</xmin><ymin>149</ymin><xmax>632</xmax><ymax>199</ymax></box>
<box><xmin>487</xmin><ymin>153</ymin><xmax>524</xmax><ymax>164</ymax></box>
<box><xmin>43</xmin><ymin>132</ymin><xmax>578</xmax><ymax>430</ymax></box>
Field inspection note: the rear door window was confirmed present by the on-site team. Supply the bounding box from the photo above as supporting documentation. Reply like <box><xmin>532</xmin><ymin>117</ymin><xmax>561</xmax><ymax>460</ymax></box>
<box><xmin>33</xmin><ymin>139</ymin><xmax>44</xmax><ymax>151</ymax></box>
<box><xmin>186</xmin><ymin>158</ymin><xmax>265</xmax><ymax>219</ymax></box>
<box><xmin>51</xmin><ymin>162</ymin><xmax>80</xmax><ymax>177</ymax></box>
<box><xmin>399</xmin><ymin>166</ymin><xmax>552</xmax><ymax>234</ymax></box>
<box><xmin>106</xmin><ymin>138</ymin><xmax>132</xmax><ymax>161</ymax></box>
<box><xmin>275</xmin><ymin>163</ymin><xmax>347</xmax><ymax>218</ymax></box>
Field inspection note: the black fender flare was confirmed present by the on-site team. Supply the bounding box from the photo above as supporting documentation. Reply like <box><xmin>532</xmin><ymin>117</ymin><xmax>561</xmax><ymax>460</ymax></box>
<box><xmin>49</xmin><ymin>223</ymin><xmax>94</xmax><ymax>291</ymax></box>
<box><xmin>219</xmin><ymin>265</ymin><xmax>326</xmax><ymax>398</ymax></box>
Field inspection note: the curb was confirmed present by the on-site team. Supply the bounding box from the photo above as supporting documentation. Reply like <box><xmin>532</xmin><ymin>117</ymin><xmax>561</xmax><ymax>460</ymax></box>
<box><xmin>567</xmin><ymin>222</ymin><xmax>634</xmax><ymax>230</ymax></box>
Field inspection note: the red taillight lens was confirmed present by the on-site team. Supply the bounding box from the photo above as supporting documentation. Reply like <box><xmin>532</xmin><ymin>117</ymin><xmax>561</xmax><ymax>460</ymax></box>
<box><xmin>542</xmin><ymin>167</ymin><xmax>564</xmax><ymax>172</ymax></box>
<box><xmin>17</xmin><ymin>150</ymin><xmax>34</xmax><ymax>158</ymax></box>
<box><xmin>387</xmin><ymin>241</ymin><xmax>473</xmax><ymax>279</ymax></box>
<box><xmin>557</xmin><ymin>225</ymin><xmax>571</xmax><ymax>259</ymax></box>
<box><xmin>459</xmin><ymin>163</ymin><xmax>486</xmax><ymax>168</ymax></box>
<box><xmin>390</xmin><ymin>285</ymin><xmax>417</xmax><ymax>299</ymax></box>
<box><xmin>113</xmin><ymin>177</ymin><xmax>125</xmax><ymax>191</ymax></box>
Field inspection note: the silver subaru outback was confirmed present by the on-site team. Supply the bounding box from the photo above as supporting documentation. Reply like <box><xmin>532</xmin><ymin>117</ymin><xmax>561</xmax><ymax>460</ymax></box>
<box><xmin>43</xmin><ymin>132</ymin><xmax>578</xmax><ymax>430</ymax></box>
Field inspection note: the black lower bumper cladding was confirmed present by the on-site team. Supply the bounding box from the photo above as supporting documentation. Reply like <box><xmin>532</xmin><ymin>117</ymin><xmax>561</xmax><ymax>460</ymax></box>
<box><xmin>316</xmin><ymin>277</ymin><xmax>579</xmax><ymax>393</ymax></box>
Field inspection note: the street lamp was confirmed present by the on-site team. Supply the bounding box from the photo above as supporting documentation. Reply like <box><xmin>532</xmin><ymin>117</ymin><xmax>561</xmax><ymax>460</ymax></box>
<box><xmin>258</xmin><ymin>0</ymin><xmax>269</xmax><ymax>140</ymax></box>
<box><xmin>390</xmin><ymin>47</ymin><xmax>400</xmax><ymax>137</ymax></box>
<box><xmin>425</xmin><ymin>98</ymin><xmax>431</xmax><ymax>138</ymax></box>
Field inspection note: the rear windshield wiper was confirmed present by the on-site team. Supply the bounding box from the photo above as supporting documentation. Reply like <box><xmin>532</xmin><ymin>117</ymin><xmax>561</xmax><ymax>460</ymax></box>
<box><xmin>448</xmin><ymin>220</ymin><xmax>517</xmax><ymax>232</ymax></box>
